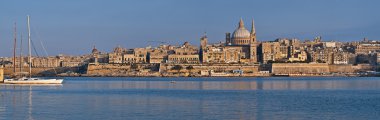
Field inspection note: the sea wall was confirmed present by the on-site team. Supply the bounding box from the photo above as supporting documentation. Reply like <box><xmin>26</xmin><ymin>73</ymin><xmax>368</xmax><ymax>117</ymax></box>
<box><xmin>86</xmin><ymin>63</ymin><xmax>131</xmax><ymax>76</ymax></box>
<box><xmin>272</xmin><ymin>63</ymin><xmax>330</xmax><ymax>75</ymax></box>
<box><xmin>273</xmin><ymin>63</ymin><xmax>375</xmax><ymax>76</ymax></box>
<box><xmin>328</xmin><ymin>64</ymin><xmax>355</xmax><ymax>73</ymax></box>
<box><xmin>160</xmin><ymin>63</ymin><xmax>261</xmax><ymax>76</ymax></box>
<box><xmin>328</xmin><ymin>64</ymin><xmax>373</xmax><ymax>73</ymax></box>
<box><xmin>86</xmin><ymin>63</ymin><xmax>160</xmax><ymax>76</ymax></box>
<box><xmin>86</xmin><ymin>63</ymin><xmax>262</xmax><ymax>77</ymax></box>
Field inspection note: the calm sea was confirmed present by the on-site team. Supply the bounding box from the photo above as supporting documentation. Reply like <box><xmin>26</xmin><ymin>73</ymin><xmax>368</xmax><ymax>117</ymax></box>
<box><xmin>1</xmin><ymin>77</ymin><xmax>380</xmax><ymax>120</ymax></box>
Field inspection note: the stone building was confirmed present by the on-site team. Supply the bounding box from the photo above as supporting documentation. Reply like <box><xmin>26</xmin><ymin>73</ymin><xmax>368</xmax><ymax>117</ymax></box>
<box><xmin>167</xmin><ymin>42</ymin><xmax>199</xmax><ymax>64</ymax></box>
<box><xmin>311</xmin><ymin>47</ymin><xmax>356</xmax><ymax>65</ymax></box>
<box><xmin>131</xmin><ymin>48</ymin><xmax>149</xmax><ymax>63</ymax></box>
<box><xmin>107</xmin><ymin>46</ymin><xmax>150</xmax><ymax>64</ymax></box>
<box><xmin>324</xmin><ymin>41</ymin><xmax>337</xmax><ymax>48</ymax></box>
<box><xmin>261</xmin><ymin>41</ymin><xmax>281</xmax><ymax>63</ymax></box>
<box><xmin>333</xmin><ymin>52</ymin><xmax>356</xmax><ymax>64</ymax></box>
<box><xmin>288</xmin><ymin>50</ymin><xmax>308</xmax><ymax>62</ymax></box>
<box><xmin>311</xmin><ymin>48</ymin><xmax>334</xmax><ymax>64</ymax></box>
<box><xmin>59</xmin><ymin>55</ymin><xmax>91</xmax><ymax>67</ymax></box>
<box><xmin>291</xmin><ymin>39</ymin><xmax>301</xmax><ymax>49</ymax></box>
<box><xmin>261</xmin><ymin>38</ymin><xmax>305</xmax><ymax>63</ymax></box>
<box><xmin>167</xmin><ymin>55</ymin><xmax>199</xmax><ymax>64</ymax></box>
<box><xmin>120</xmin><ymin>48</ymin><xmax>149</xmax><ymax>64</ymax></box>
<box><xmin>356</xmin><ymin>40</ymin><xmax>380</xmax><ymax>54</ymax></box>
<box><xmin>31</xmin><ymin>57</ymin><xmax>60</xmax><ymax>68</ymax></box>
<box><xmin>10</xmin><ymin>57</ymin><xmax>28</xmax><ymax>68</ymax></box>
<box><xmin>149</xmin><ymin>49</ymin><xmax>168</xmax><ymax>63</ymax></box>
<box><xmin>91</xmin><ymin>46</ymin><xmax>109</xmax><ymax>64</ymax></box>
<box><xmin>202</xmin><ymin>44</ymin><xmax>242</xmax><ymax>63</ymax></box>
<box><xmin>279</xmin><ymin>45</ymin><xmax>289</xmax><ymax>59</ymax></box>
<box><xmin>108</xmin><ymin>46</ymin><xmax>125</xmax><ymax>64</ymax></box>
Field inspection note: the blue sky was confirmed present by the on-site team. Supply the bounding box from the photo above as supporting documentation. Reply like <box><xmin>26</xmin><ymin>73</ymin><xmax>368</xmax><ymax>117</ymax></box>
<box><xmin>1</xmin><ymin>0</ymin><xmax>379</xmax><ymax>56</ymax></box>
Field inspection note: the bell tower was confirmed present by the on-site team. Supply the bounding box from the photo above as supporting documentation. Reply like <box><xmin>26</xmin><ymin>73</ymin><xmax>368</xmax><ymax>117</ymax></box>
<box><xmin>225</xmin><ymin>33</ymin><xmax>231</xmax><ymax>45</ymax></box>
<box><xmin>250</xmin><ymin>19</ymin><xmax>257</xmax><ymax>63</ymax></box>
<box><xmin>200</xmin><ymin>33</ymin><xmax>208</xmax><ymax>63</ymax></box>
<box><xmin>200</xmin><ymin>32</ymin><xmax>208</xmax><ymax>49</ymax></box>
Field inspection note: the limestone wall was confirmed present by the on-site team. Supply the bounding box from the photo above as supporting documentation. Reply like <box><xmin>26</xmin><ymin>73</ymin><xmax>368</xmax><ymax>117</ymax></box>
<box><xmin>86</xmin><ymin>63</ymin><xmax>131</xmax><ymax>76</ymax></box>
<box><xmin>272</xmin><ymin>63</ymin><xmax>330</xmax><ymax>75</ymax></box>
<box><xmin>329</xmin><ymin>64</ymin><xmax>355</xmax><ymax>73</ymax></box>
<box><xmin>329</xmin><ymin>64</ymin><xmax>374</xmax><ymax>73</ymax></box>
<box><xmin>161</xmin><ymin>63</ymin><xmax>260</xmax><ymax>75</ymax></box>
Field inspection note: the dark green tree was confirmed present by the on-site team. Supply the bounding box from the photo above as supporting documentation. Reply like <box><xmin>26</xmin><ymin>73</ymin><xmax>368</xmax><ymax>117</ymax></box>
<box><xmin>171</xmin><ymin>65</ymin><xmax>183</xmax><ymax>73</ymax></box>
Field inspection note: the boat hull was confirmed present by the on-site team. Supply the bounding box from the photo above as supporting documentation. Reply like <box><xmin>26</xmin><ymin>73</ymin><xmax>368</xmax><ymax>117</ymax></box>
<box><xmin>4</xmin><ymin>79</ymin><xmax>63</xmax><ymax>84</ymax></box>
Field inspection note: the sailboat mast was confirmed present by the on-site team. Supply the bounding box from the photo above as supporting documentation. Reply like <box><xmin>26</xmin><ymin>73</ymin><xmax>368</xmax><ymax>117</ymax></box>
<box><xmin>27</xmin><ymin>15</ymin><xmax>32</xmax><ymax>78</ymax></box>
<box><xmin>13</xmin><ymin>22</ymin><xmax>17</xmax><ymax>74</ymax></box>
<box><xmin>20</xmin><ymin>33</ymin><xmax>23</xmax><ymax>73</ymax></box>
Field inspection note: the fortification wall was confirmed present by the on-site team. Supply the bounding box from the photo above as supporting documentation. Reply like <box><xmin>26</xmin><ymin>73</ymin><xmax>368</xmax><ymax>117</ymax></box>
<box><xmin>328</xmin><ymin>64</ymin><xmax>373</xmax><ymax>73</ymax></box>
<box><xmin>86</xmin><ymin>63</ymin><xmax>131</xmax><ymax>76</ymax></box>
<box><xmin>329</xmin><ymin>64</ymin><xmax>355</xmax><ymax>73</ymax></box>
<box><xmin>161</xmin><ymin>63</ymin><xmax>259</xmax><ymax>74</ymax></box>
<box><xmin>272</xmin><ymin>63</ymin><xmax>330</xmax><ymax>75</ymax></box>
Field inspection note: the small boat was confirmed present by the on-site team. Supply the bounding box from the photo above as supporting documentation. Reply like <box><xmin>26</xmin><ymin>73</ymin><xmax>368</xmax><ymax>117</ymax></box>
<box><xmin>4</xmin><ymin>15</ymin><xmax>64</xmax><ymax>84</ymax></box>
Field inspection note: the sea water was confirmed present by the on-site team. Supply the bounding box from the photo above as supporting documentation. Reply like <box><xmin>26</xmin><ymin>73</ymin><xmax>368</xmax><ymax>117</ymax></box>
<box><xmin>0</xmin><ymin>77</ymin><xmax>380</xmax><ymax>120</ymax></box>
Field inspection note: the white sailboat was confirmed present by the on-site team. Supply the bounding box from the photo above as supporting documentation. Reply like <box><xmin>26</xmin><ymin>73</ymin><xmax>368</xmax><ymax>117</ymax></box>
<box><xmin>4</xmin><ymin>15</ymin><xmax>63</xmax><ymax>84</ymax></box>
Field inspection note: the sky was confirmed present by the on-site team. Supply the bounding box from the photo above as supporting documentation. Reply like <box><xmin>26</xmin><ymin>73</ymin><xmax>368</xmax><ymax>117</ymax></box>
<box><xmin>1</xmin><ymin>0</ymin><xmax>380</xmax><ymax>56</ymax></box>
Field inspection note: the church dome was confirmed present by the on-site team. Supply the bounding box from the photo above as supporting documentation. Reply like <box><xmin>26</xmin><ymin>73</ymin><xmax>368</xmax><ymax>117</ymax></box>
<box><xmin>232</xmin><ymin>27</ymin><xmax>250</xmax><ymax>39</ymax></box>
<box><xmin>232</xmin><ymin>19</ymin><xmax>250</xmax><ymax>39</ymax></box>
<box><xmin>113</xmin><ymin>46</ymin><xmax>123</xmax><ymax>53</ymax></box>
<box><xmin>92</xmin><ymin>46</ymin><xmax>99</xmax><ymax>54</ymax></box>
<box><xmin>230</xmin><ymin>18</ymin><xmax>252</xmax><ymax>46</ymax></box>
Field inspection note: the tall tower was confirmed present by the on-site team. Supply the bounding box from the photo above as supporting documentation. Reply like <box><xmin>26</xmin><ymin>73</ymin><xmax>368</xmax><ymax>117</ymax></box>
<box><xmin>225</xmin><ymin>33</ymin><xmax>231</xmax><ymax>45</ymax></box>
<box><xmin>250</xmin><ymin>19</ymin><xmax>258</xmax><ymax>63</ymax></box>
<box><xmin>92</xmin><ymin>46</ymin><xmax>99</xmax><ymax>64</ymax></box>
<box><xmin>200</xmin><ymin>33</ymin><xmax>208</xmax><ymax>63</ymax></box>
<box><xmin>200</xmin><ymin>32</ymin><xmax>208</xmax><ymax>49</ymax></box>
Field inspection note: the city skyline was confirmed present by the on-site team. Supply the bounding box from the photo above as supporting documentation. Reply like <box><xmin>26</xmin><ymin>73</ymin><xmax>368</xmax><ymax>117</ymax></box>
<box><xmin>1</xmin><ymin>0</ymin><xmax>380</xmax><ymax>57</ymax></box>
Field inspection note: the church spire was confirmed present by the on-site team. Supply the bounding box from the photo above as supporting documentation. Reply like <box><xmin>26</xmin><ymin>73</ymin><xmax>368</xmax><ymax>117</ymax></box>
<box><xmin>238</xmin><ymin>18</ymin><xmax>245</xmax><ymax>28</ymax></box>
<box><xmin>251</xmin><ymin>19</ymin><xmax>255</xmax><ymax>35</ymax></box>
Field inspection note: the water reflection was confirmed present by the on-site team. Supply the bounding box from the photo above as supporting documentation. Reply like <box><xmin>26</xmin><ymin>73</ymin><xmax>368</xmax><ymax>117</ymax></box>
<box><xmin>74</xmin><ymin>78</ymin><xmax>380</xmax><ymax>90</ymax></box>
<box><xmin>27</xmin><ymin>86</ymin><xmax>33</xmax><ymax>120</ymax></box>
<box><xmin>0</xmin><ymin>85</ymin><xmax>62</xmax><ymax>120</ymax></box>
